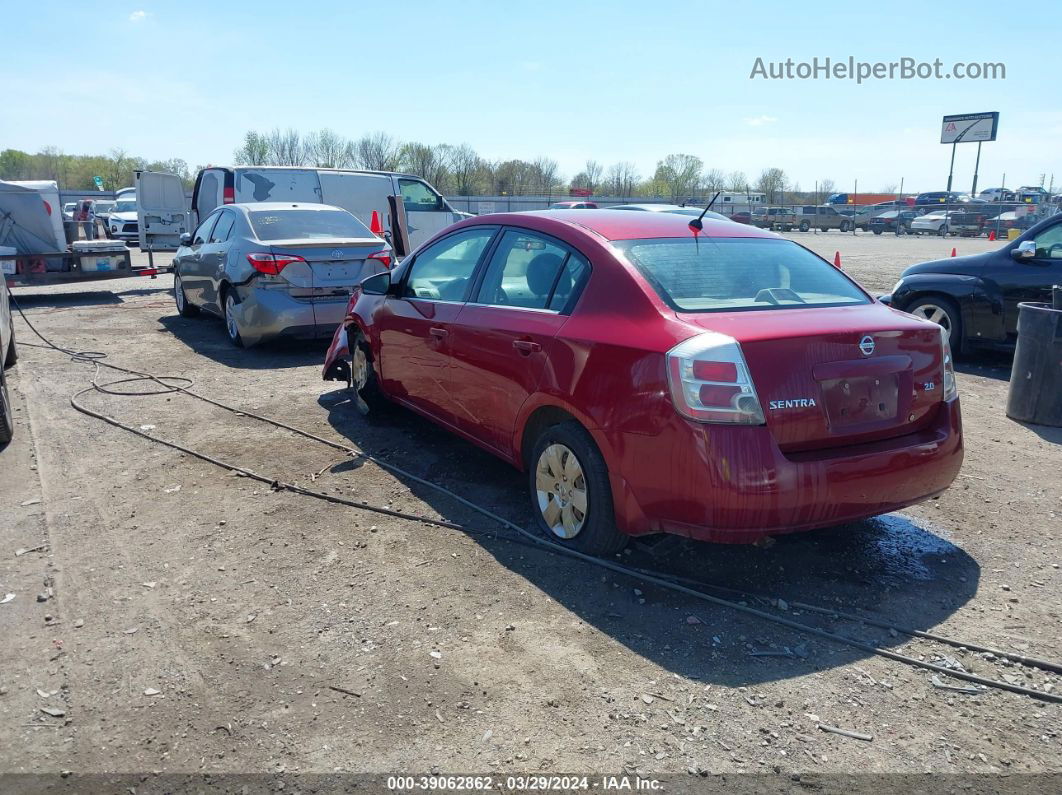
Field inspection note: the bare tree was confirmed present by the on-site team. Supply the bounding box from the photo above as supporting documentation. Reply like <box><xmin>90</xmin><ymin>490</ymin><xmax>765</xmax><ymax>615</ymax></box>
<box><xmin>879</xmin><ymin>182</ymin><xmax>899</xmax><ymax>194</ymax></box>
<box><xmin>583</xmin><ymin>160</ymin><xmax>603</xmax><ymax>194</ymax></box>
<box><xmin>233</xmin><ymin>131</ymin><xmax>269</xmax><ymax>166</ymax></box>
<box><xmin>446</xmin><ymin>144</ymin><xmax>483</xmax><ymax>195</ymax></box>
<box><xmin>605</xmin><ymin>161</ymin><xmax>639</xmax><ymax>197</ymax></box>
<box><xmin>265</xmin><ymin>129</ymin><xmax>305</xmax><ymax>166</ymax></box>
<box><xmin>531</xmin><ymin>157</ymin><xmax>561</xmax><ymax>195</ymax></box>
<box><xmin>355</xmin><ymin>132</ymin><xmax>402</xmax><ymax>171</ymax></box>
<box><xmin>400</xmin><ymin>142</ymin><xmax>450</xmax><ymax>188</ymax></box>
<box><xmin>725</xmin><ymin>170</ymin><xmax>748</xmax><ymax>192</ymax></box>
<box><xmin>654</xmin><ymin>154</ymin><xmax>703</xmax><ymax>202</ymax></box>
<box><xmin>756</xmin><ymin>167</ymin><xmax>788</xmax><ymax>203</ymax></box>
<box><xmin>701</xmin><ymin>168</ymin><xmax>726</xmax><ymax>194</ymax></box>
<box><xmin>817</xmin><ymin>178</ymin><xmax>836</xmax><ymax>201</ymax></box>
<box><xmin>306</xmin><ymin>129</ymin><xmax>353</xmax><ymax>168</ymax></box>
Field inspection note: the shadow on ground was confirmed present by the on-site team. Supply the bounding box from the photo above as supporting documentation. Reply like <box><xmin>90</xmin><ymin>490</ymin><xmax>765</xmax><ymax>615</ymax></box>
<box><xmin>956</xmin><ymin>349</ymin><xmax>1013</xmax><ymax>382</ymax></box>
<box><xmin>158</xmin><ymin>315</ymin><xmax>328</xmax><ymax>370</ymax></box>
<box><xmin>11</xmin><ymin>286</ymin><xmax>171</xmax><ymax>310</ymax></box>
<box><xmin>319</xmin><ymin>387</ymin><xmax>980</xmax><ymax>688</ymax></box>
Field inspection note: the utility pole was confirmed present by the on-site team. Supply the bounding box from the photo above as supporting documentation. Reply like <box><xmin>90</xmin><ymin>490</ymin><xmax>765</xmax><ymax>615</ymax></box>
<box><xmin>945</xmin><ymin>142</ymin><xmax>957</xmax><ymax>193</ymax></box>
<box><xmin>971</xmin><ymin>141</ymin><xmax>982</xmax><ymax>195</ymax></box>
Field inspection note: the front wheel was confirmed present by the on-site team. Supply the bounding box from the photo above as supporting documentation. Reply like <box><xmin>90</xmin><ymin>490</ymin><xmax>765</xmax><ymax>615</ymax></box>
<box><xmin>839</xmin><ymin>220</ymin><xmax>851</xmax><ymax>232</ymax></box>
<box><xmin>938</xmin><ymin>225</ymin><xmax>949</xmax><ymax>237</ymax></box>
<box><xmin>907</xmin><ymin>296</ymin><xmax>962</xmax><ymax>353</ymax></box>
<box><xmin>873</xmin><ymin>228</ymin><xmax>883</xmax><ymax>235</ymax></box>
<box><xmin>799</xmin><ymin>221</ymin><xmax>810</xmax><ymax>232</ymax></box>
<box><xmin>173</xmin><ymin>273</ymin><xmax>199</xmax><ymax>317</ymax></box>
<box><xmin>529</xmin><ymin>421</ymin><xmax>626</xmax><ymax>556</ymax></box>
<box><xmin>349</xmin><ymin>329</ymin><xmax>388</xmax><ymax>413</ymax></box>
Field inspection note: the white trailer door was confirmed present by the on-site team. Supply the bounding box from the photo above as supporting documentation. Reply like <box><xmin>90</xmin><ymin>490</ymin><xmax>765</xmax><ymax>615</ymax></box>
<box><xmin>136</xmin><ymin>171</ymin><xmax>191</xmax><ymax>251</ymax></box>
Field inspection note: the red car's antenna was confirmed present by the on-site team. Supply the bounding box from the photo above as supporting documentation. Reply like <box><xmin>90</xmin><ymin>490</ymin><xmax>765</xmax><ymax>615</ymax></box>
<box><xmin>688</xmin><ymin>191</ymin><xmax>721</xmax><ymax>233</ymax></box>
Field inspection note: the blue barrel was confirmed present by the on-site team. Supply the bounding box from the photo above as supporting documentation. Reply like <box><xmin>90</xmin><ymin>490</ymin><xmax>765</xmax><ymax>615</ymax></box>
<box><xmin>1006</xmin><ymin>296</ymin><xmax>1062</xmax><ymax>427</ymax></box>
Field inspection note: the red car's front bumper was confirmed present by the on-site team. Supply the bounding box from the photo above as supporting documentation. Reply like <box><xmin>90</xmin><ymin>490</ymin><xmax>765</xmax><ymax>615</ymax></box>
<box><xmin>610</xmin><ymin>398</ymin><xmax>963</xmax><ymax>544</ymax></box>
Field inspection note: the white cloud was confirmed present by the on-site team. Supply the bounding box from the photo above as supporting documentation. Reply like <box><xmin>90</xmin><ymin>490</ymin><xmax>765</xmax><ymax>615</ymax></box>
<box><xmin>744</xmin><ymin>115</ymin><xmax>778</xmax><ymax>127</ymax></box>
<box><xmin>129</xmin><ymin>10</ymin><xmax>147</xmax><ymax>22</ymax></box>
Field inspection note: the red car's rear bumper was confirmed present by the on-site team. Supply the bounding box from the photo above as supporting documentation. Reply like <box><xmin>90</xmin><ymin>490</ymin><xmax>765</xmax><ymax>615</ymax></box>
<box><xmin>611</xmin><ymin>398</ymin><xmax>963</xmax><ymax>544</ymax></box>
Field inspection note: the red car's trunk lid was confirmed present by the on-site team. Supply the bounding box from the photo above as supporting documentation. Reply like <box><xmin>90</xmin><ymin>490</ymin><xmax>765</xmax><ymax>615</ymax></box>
<box><xmin>678</xmin><ymin>303</ymin><xmax>946</xmax><ymax>452</ymax></box>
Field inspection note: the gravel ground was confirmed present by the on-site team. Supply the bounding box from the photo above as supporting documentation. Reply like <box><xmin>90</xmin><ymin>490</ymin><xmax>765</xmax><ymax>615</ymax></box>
<box><xmin>0</xmin><ymin>232</ymin><xmax>1059</xmax><ymax>785</ymax></box>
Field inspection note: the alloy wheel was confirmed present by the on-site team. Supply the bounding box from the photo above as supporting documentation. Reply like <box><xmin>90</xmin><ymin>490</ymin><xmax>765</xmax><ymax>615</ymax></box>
<box><xmin>225</xmin><ymin>294</ymin><xmax>239</xmax><ymax>341</ymax></box>
<box><xmin>535</xmin><ymin>443</ymin><xmax>588</xmax><ymax>539</ymax></box>
<box><xmin>174</xmin><ymin>275</ymin><xmax>185</xmax><ymax>312</ymax></box>
<box><xmin>910</xmin><ymin>303</ymin><xmax>952</xmax><ymax>333</ymax></box>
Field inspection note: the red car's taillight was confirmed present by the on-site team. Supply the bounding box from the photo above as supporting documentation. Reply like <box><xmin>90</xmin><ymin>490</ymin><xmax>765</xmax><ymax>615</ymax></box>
<box><xmin>246</xmin><ymin>253</ymin><xmax>306</xmax><ymax>275</ymax></box>
<box><xmin>666</xmin><ymin>332</ymin><xmax>765</xmax><ymax>425</ymax></box>
<box><xmin>367</xmin><ymin>249</ymin><xmax>392</xmax><ymax>269</ymax></box>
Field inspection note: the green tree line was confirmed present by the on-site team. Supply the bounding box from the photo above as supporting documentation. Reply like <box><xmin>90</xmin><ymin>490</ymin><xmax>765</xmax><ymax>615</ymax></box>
<box><xmin>0</xmin><ymin>147</ymin><xmax>195</xmax><ymax>191</ymax></box>
<box><xmin>2</xmin><ymin>131</ymin><xmax>856</xmax><ymax>203</ymax></box>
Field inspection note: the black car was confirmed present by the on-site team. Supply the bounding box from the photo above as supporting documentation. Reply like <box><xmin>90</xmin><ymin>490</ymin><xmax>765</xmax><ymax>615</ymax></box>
<box><xmin>869</xmin><ymin>210</ymin><xmax>918</xmax><ymax>235</ymax></box>
<box><xmin>882</xmin><ymin>212</ymin><xmax>1062</xmax><ymax>352</ymax></box>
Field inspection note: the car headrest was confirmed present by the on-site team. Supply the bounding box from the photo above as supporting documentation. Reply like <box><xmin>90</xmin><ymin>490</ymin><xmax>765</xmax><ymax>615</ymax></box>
<box><xmin>526</xmin><ymin>253</ymin><xmax>566</xmax><ymax>297</ymax></box>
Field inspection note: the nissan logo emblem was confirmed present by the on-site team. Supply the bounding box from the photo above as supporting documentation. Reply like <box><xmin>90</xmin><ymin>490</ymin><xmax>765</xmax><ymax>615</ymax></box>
<box><xmin>859</xmin><ymin>335</ymin><xmax>875</xmax><ymax>356</ymax></box>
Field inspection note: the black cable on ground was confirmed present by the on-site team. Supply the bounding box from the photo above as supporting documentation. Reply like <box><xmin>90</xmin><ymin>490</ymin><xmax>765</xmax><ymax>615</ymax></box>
<box><xmin>10</xmin><ymin>297</ymin><xmax>1062</xmax><ymax>705</ymax></box>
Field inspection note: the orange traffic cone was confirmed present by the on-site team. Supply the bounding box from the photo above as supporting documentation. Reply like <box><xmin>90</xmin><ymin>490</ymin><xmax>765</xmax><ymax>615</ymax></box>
<box><xmin>369</xmin><ymin>210</ymin><xmax>384</xmax><ymax>238</ymax></box>
<box><xmin>988</xmin><ymin>229</ymin><xmax>996</xmax><ymax>241</ymax></box>
<box><xmin>833</xmin><ymin>251</ymin><xmax>842</xmax><ymax>268</ymax></box>
<box><xmin>951</xmin><ymin>247</ymin><xmax>957</xmax><ymax>257</ymax></box>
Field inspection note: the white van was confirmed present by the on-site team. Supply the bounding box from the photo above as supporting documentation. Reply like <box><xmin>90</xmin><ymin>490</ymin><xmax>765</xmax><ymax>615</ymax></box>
<box><xmin>136</xmin><ymin>167</ymin><xmax>465</xmax><ymax>256</ymax></box>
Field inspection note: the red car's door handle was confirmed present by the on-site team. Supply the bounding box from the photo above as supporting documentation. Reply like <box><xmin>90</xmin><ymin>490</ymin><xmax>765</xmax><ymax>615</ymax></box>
<box><xmin>429</xmin><ymin>327</ymin><xmax>448</xmax><ymax>340</ymax></box>
<box><xmin>512</xmin><ymin>339</ymin><xmax>541</xmax><ymax>354</ymax></box>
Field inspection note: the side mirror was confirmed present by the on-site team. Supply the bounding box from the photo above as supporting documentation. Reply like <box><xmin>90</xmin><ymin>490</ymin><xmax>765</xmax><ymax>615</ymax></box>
<box><xmin>360</xmin><ymin>271</ymin><xmax>392</xmax><ymax>296</ymax></box>
<box><xmin>1012</xmin><ymin>240</ymin><xmax>1036</xmax><ymax>260</ymax></box>
<box><xmin>179</xmin><ymin>232</ymin><xmax>192</xmax><ymax>246</ymax></box>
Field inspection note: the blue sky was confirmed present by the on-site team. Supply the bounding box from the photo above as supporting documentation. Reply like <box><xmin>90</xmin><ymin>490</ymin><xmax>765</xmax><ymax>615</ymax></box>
<box><xmin>4</xmin><ymin>2</ymin><xmax>1059</xmax><ymax>193</ymax></box>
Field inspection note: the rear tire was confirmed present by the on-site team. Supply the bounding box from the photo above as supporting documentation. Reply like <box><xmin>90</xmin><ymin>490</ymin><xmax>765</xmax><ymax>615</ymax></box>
<box><xmin>529</xmin><ymin>421</ymin><xmax>626</xmax><ymax>556</ymax></box>
<box><xmin>799</xmin><ymin>221</ymin><xmax>810</xmax><ymax>232</ymax></box>
<box><xmin>840</xmin><ymin>220</ymin><xmax>851</xmax><ymax>232</ymax></box>
<box><xmin>907</xmin><ymin>295</ymin><xmax>962</xmax><ymax>353</ymax></box>
<box><xmin>223</xmin><ymin>290</ymin><xmax>244</xmax><ymax>348</ymax></box>
<box><xmin>0</xmin><ymin>367</ymin><xmax>14</xmax><ymax>446</ymax></box>
<box><xmin>939</xmin><ymin>224</ymin><xmax>949</xmax><ymax>237</ymax></box>
<box><xmin>174</xmin><ymin>273</ymin><xmax>199</xmax><ymax>318</ymax></box>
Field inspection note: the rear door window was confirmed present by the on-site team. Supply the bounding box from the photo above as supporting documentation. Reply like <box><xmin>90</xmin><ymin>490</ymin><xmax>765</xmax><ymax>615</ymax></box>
<box><xmin>193</xmin><ymin>213</ymin><xmax>220</xmax><ymax>245</ymax></box>
<box><xmin>475</xmin><ymin>230</ymin><xmax>569</xmax><ymax>309</ymax></box>
<box><xmin>248</xmin><ymin>209</ymin><xmax>372</xmax><ymax>241</ymax></box>
<box><xmin>209</xmin><ymin>212</ymin><xmax>236</xmax><ymax>243</ymax></box>
<box><xmin>403</xmin><ymin>227</ymin><xmax>497</xmax><ymax>302</ymax></box>
<box><xmin>615</xmin><ymin>237</ymin><xmax>869</xmax><ymax>312</ymax></box>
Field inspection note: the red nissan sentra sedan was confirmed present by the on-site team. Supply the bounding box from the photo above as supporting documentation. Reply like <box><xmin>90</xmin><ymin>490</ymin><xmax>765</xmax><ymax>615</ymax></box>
<box><xmin>323</xmin><ymin>210</ymin><xmax>963</xmax><ymax>555</ymax></box>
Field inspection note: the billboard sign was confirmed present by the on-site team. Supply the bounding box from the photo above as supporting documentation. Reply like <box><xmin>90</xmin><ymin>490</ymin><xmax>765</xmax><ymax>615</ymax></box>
<box><xmin>940</xmin><ymin>112</ymin><xmax>999</xmax><ymax>144</ymax></box>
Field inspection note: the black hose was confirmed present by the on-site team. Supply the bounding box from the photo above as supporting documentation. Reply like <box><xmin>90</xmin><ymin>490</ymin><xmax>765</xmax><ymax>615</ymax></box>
<box><xmin>11</xmin><ymin>296</ymin><xmax>1062</xmax><ymax>704</ymax></box>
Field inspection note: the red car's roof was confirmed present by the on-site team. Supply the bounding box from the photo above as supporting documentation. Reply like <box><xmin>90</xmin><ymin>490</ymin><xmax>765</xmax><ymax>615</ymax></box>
<box><xmin>483</xmin><ymin>209</ymin><xmax>778</xmax><ymax>241</ymax></box>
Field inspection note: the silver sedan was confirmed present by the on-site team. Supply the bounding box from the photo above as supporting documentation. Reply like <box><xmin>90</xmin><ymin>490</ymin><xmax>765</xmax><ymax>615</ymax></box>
<box><xmin>172</xmin><ymin>203</ymin><xmax>392</xmax><ymax>347</ymax></box>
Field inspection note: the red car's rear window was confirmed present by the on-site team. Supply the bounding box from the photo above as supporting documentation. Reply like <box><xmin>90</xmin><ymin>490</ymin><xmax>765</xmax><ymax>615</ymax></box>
<box><xmin>613</xmin><ymin>237</ymin><xmax>869</xmax><ymax>312</ymax></box>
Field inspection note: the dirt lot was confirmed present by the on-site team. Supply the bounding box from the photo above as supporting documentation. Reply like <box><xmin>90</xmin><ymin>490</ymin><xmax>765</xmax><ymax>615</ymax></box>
<box><xmin>0</xmin><ymin>232</ymin><xmax>1059</xmax><ymax>785</ymax></box>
